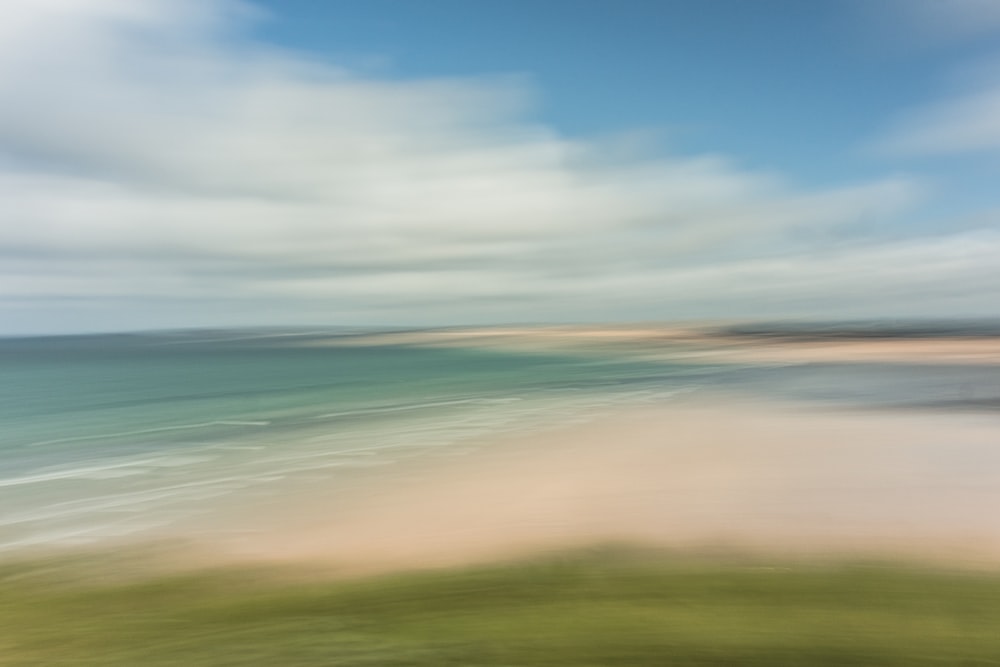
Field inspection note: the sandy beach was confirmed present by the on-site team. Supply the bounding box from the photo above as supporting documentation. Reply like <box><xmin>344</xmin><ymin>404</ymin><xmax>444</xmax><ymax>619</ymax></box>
<box><xmin>207</xmin><ymin>396</ymin><xmax>1000</xmax><ymax>573</ymax></box>
<box><xmin>298</xmin><ymin>324</ymin><xmax>1000</xmax><ymax>366</ymax></box>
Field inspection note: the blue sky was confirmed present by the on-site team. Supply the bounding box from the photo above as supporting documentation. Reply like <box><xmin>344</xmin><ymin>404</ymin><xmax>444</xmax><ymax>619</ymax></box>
<box><xmin>249</xmin><ymin>2</ymin><xmax>958</xmax><ymax>172</ymax></box>
<box><xmin>1</xmin><ymin>0</ymin><xmax>1000</xmax><ymax>333</ymax></box>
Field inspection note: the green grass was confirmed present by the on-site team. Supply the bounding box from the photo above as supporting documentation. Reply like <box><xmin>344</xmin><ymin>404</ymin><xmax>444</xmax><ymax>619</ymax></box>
<box><xmin>3</xmin><ymin>547</ymin><xmax>1000</xmax><ymax>666</ymax></box>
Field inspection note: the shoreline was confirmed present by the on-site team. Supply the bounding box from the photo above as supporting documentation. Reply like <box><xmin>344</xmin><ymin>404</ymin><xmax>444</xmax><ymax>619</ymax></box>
<box><xmin>189</xmin><ymin>395</ymin><xmax>1000</xmax><ymax>574</ymax></box>
<box><xmin>293</xmin><ymin>324</ymin><xmax>1000</xmax><ymax>367</ymax></box>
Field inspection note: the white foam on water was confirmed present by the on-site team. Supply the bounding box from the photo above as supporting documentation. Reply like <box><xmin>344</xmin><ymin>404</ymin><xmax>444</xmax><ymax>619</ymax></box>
<box><xmin>0</xmin><ymin>468</ymin><xmax>282</xmax><ymax>529</ymax></box>
<box><xmin>0</xmin><ymin>453</ymin><xmax>219</xmax><ymax>488</ymax></box>
<box><xmin>215</xmin><ymin>420</ymin><xmax>271</xmax><ymax>426</ymax></box>
<box><xmin>311</xmin><ymin>398</ymin><xmax>513</xmax><ymax>420</ymax></box>
<box><xmin>1</xmin><ymin>385</ymin><xmax>699</xmax><ymax>554</ymax></box>
<box><xmin>0</xmin><ymin>457</ymin><xmax>168</xmax><ymax>488</ymax></box>
<box><xmin>28</xmin><ymin>420</ymin><xmax>270</xmax><ymax>448</ymax></box>
<box><xmin>0</xmin><ymin>516</ymin><xmax>181</xmax><ymax>550</ymax></box>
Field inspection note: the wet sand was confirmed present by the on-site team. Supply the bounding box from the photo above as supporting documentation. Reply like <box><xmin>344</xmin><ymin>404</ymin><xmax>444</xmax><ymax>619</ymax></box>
<box><xmin>206</xmin><ymin>397</ymin><xmax>1000</xmax><ymax>573</ymax></box>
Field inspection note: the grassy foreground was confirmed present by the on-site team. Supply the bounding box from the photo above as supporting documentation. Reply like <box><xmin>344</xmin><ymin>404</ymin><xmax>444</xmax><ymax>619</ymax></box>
<box><xmin>3</xmin><ymin>548</ymin><xmax>1000</xmax><ymax>666</ymax></box>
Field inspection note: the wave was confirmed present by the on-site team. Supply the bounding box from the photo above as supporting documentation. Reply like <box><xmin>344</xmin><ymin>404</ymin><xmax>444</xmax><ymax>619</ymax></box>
<box><xmin>27</xmin><ymin>420</ymin><xmax>271</xmax><ymax>448</ymax></box>
<box><xmin>310</xmin><ymin>397</ymin><xmax>521</xmax><ymax>420</ymax></box>
<box><xmin>0</xmin><ymin>453</ymin><xmax>218</xmax><ymax>488</ymax></box>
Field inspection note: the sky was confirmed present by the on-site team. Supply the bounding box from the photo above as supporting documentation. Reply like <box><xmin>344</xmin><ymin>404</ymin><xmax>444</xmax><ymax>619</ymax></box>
<box><xmin>2</xmin><ymin>0</ymin><xmax>1000</xmax><ymax>334</ymax></box>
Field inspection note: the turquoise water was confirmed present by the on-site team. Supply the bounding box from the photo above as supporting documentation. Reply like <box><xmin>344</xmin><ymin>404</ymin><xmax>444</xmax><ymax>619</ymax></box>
<box><xmin>0</xmin><ymin>331</ymin><xmax>704</xmax><ymax>551</ymax></box>
<box><xmin>5</xmin><ymin>330</ymin><xmax>997</xmax><ymax>554</ymax></box>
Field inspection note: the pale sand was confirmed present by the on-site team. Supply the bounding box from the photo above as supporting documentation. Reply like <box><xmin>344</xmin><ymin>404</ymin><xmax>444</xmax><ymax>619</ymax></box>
<box><xmin>672</xmin><ymin>338</ymin><xmax>1000</xmax><ymax>365</ymax></box>
<box><xmin>297</xmin><ymin>325</ymin><xmax>1000</xmax><ymax>365</ymax></box>
<box><xmin>204</xmin><ymin>397</ymin><xmax>1000</xmax><ymax>573</ymax></box>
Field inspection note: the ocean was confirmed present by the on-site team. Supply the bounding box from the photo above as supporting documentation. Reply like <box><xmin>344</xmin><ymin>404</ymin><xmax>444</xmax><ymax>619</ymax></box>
<box><xmin>0</xmin><ymin>330</ymin><xmax>714</xmax><ymax>553</ymax></box>
<box><xmin>2</xmin><ymin>328</ymin><xmax>999</xmax><ymax>561</ymax></box>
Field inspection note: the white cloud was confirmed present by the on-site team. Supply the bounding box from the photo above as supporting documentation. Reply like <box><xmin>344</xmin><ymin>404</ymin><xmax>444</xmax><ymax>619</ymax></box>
<box><xmin>879</xmin><ymin>85</ymin><xmax>1000</xmax><ymax>155</ymax></box>
<box><xmin>884</xmin><ymin>0</ymin><xmax>1000</xmax><ymax>42</ymax></box>
<box><xmin>874</xmin><ymin>0</ymin><xmax>1000</xmax><ymax>155</ymax></box>
<box><xmin>1</xmin><ymin>0</ymin><xmax>979</xmax><ymax>332</ymax></box>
